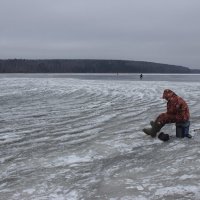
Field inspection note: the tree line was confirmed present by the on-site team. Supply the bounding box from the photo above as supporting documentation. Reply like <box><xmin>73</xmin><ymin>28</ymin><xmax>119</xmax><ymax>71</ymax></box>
<box><xmin>0</xmin><ymin>59</ymin><xmax>197</xmax><ymax>73</ymax></box>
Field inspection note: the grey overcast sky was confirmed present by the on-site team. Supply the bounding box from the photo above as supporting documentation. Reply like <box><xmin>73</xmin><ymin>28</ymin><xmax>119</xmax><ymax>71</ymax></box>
<box><xmin>0</xmin><ymin>0</ymin><xmax>200</xmax><ymax>68</ymax></box>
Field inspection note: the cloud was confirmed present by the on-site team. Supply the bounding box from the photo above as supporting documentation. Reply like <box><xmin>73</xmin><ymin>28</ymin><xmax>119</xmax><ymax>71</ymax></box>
<box><xmin>0</xmin><ymin>0</ymin><xmax>200</xmax><ymax>68</ymax></box>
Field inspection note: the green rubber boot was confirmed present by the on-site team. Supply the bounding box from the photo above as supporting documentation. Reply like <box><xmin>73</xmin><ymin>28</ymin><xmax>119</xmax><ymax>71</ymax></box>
<box><xmin>150</xmin><ymin>121</ymin><xmax>155</xmax><ymax>127</ymax></box>
<box><xmin>143</xmin><ymin>127</ymin><xmax>152</xmax><ymax>136</ymax></box>
<box><xmin>143</xmin><ymin>122</ymin><xmax>163</xmax><ymax>138</ymax></box>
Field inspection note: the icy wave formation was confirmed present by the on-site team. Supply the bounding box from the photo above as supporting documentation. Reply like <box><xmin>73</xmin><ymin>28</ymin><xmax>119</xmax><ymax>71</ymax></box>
<box><xmin>0</xmin><ymin>76</ymin><xmax>200</xmax><ymax>200</ymax></box>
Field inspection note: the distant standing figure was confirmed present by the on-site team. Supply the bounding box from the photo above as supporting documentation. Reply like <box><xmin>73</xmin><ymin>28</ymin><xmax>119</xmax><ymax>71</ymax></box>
<box><xmin>140</xmin><ymin>74</ymin><xmax>143</xmax><ymax>80</ymax></box>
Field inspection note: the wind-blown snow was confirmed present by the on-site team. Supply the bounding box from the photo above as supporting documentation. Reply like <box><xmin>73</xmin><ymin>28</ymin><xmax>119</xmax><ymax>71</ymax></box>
<box><xmin>0</xmin><ymin>74</ymin><xmax>200</xmax><ymax>200</ymax></box>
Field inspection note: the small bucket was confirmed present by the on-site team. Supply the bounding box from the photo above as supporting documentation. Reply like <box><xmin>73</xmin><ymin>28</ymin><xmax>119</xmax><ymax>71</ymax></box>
<box><xmin>176</xmin><ymin>121</ymin><xmax>190</xmax><ymax>138</ymax></box>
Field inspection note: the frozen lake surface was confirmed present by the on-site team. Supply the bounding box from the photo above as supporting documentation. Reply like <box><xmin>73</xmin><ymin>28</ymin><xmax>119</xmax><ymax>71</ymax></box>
<box><xmin>1</xmin><ymin>74</ymin><xmax>200</xmax><ymax>200</ymax></box>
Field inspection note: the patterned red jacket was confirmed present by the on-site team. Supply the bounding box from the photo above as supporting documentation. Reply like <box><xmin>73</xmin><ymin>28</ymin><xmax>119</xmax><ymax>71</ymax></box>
<box><xmin>162</xmin><ymin>89</ymin><xmax>190</xmax><ymax>122</ymax></box>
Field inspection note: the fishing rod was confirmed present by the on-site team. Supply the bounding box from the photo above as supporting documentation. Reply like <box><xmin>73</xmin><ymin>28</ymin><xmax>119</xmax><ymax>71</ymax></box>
<box><xmin>193</xmin><ymin>128</ymin><xmax>200</xmax><ymax>132</ymax></box>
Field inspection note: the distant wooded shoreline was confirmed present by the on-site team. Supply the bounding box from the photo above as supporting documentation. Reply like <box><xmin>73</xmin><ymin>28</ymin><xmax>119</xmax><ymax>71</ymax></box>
<box><xmin>0</xmin><ymin>59</ymin><xmax>199</xmax><ymax>73</ymax></box>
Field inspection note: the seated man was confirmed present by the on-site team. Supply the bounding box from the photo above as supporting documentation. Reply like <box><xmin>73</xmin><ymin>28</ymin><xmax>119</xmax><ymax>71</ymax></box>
<box><xmin>143</xmin><ymin>89</ymin><xmax>190</xmax><ymax>138</ymax></box>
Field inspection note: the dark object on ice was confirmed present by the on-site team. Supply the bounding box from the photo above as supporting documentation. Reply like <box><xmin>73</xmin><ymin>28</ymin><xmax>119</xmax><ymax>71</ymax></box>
<box><xmin>158</xmin><ymin>132</ymin><xmax>169</xmax><ymax>141</ymax></box>
<box><xmin>176</xmin><ymin>121</ymin><xmax>191</xmax><ymax>138</ymax></box>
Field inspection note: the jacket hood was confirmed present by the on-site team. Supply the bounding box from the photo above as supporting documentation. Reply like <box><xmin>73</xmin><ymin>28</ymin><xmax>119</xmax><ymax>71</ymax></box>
<box><xmin>162</xmin><ymin>89</ymin><xmax>177</xmax><ymax>100</ymax></box>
